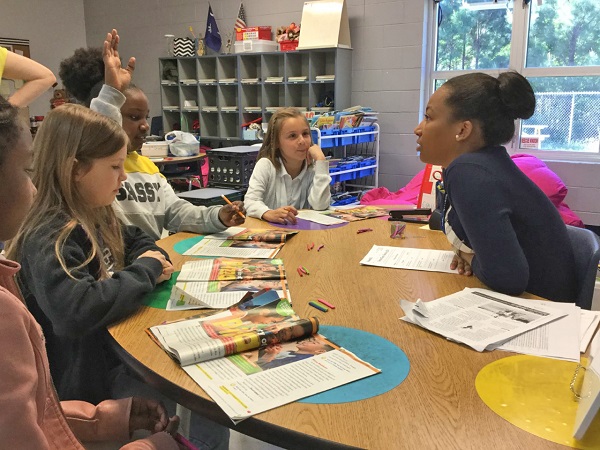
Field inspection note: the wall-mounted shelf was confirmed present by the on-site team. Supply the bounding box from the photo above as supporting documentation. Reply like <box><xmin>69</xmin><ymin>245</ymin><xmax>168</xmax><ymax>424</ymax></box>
<box><xmin>159</xmin><ymin>48</ymin><xmax>352</xmax><ymax>140</ymax></box>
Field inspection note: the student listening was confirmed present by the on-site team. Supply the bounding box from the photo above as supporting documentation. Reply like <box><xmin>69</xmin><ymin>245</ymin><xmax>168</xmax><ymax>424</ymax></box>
<box><xmin>414</xmin><ymin>71</ymin><xmax>577</xmax><ymax>302</ymax></box>
<box><xmin>59</xmin><ymin>30</ymin><xmax>245</xmax><ymax>240</ymax></box>
<box><xmin>0</xmin><ymin>96</ymin><xmax>182</xmax><ymax>449</ymax></box>
<box><xmin>244</xmin><ymin>107</ymin><xmax>331</xmax><ymax>224</ymax></box>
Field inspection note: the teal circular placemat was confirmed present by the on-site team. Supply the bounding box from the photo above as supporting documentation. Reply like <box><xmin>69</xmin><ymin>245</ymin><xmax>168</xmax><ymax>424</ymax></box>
<box><xmin>173</xmin><ymin>236</ymin><xmax>205</xmax><ymax>255</ymax></box>
<box><xmin>300</xmin><ymin>325</ymin><xmax>410</xmax><ymax>404</ymax></box>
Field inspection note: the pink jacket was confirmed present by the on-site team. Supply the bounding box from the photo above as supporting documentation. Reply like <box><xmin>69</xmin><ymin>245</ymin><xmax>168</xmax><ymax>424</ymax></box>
<box><xmin>0</xmin><ymin>257</ymin><xmax>178</xmax><ymax>449</ymax></box>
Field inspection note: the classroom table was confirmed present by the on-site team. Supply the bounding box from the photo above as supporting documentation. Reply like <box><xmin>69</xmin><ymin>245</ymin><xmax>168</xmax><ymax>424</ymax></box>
<box><xmin>107</xmin><ymin>216</ymin><xmax>566</xmax><ymax>450</ymax></box>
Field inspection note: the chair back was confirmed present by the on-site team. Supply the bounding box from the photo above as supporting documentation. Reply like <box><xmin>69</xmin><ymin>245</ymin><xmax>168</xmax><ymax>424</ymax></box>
<box><xmin>566</xmin><ymin>225</ymin><xmax>600</xmax><ymax>310</ymax></box>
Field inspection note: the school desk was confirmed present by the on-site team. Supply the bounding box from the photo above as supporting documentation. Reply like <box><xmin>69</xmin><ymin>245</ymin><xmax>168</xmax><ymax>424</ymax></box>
<box><xmin>107</xmin><ymin>217</ymin><xmax>561</xmax><ymax>450</ymax></box>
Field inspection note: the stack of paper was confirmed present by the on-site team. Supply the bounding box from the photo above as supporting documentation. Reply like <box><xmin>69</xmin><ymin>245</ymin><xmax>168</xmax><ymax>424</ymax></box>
<box><xmin>219</xmin><ymin>78</ymin><xmax>237</xmax><ymax>83</ymax></box>
<box><xmin>400</xmin><ymin>288</ymin><xmax>569</xmax><ymax>353</ymax></box>
<box><xmin>315</xmin><ymin>74</ymin><xmax>335</xmax><ymax>82</ymax></box>
<box><xmin>241</xmin><ymin>78</ymin><xmax>260</xmax><ymax>84</ymax></box>
<box><xmin>180</xmin><ymin>79</ymin><xmax>198</xmax><ymax>85</ymax></box>
<box><xmin>198</xmin><ymin>78</ymin><xmax>217</xmax><ymax>84</ymax></box>
<box><xmin>244</xmin><ymin>107</ymin><xmax>262</xmax><ymax>113</ymax></box>
<box><xmin>288</xmin><ymin>76</ymin><xmax>308</xmax><ymax>82</ymax></box>
<box><xmin>265</xmin><ymin>76</ymin><xmax>284</xmax><ymax>83</ymax></box>
<box><xmin>220</xmin><ymin>106</ymin><xmax>238</xmax><ymax>112</ymax></box>
<box><xmin>202</xmin><ymin>106</ymin><xmax>218</xmax><ymax>112</ymax></box>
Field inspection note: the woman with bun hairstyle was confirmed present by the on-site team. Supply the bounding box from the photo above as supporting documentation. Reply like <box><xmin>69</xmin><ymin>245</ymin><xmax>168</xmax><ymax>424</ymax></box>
<box><xmin>414</xmin><ymin>71</ymin><xmax>577</xmax><ymax>302</ymax></box>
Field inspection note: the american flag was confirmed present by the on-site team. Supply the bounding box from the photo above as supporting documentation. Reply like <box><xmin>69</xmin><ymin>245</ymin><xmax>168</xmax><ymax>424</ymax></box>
<box><xmin>235</xmin><ymin>2</ymin><xmax>246</xmax><ymax>29</ymax></box>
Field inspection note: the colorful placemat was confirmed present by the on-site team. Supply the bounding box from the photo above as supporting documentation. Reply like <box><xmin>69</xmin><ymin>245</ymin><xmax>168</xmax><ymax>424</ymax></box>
<box><xmin>300</xmin><ymin>325</ymin><xmax>410</xmax><ymax>404</ymax></box>
<box><xmin>173</xmin><ymin>236</ymin><xmax>205</xmax><ymax>255</ymax></box>
<box><xmin>143</xmin><ymin>272</ymin><xmax>180</xmax><ymax>309</ymax></box>
<box><xmin>270</xmin><ymin>217</ymin><xmax>348</xmax><ymax>231</ymax></box>
<box><xmin>475</xmin><ymin>355</ymin><xmax>600</xmax><ymax>448</ymax></box>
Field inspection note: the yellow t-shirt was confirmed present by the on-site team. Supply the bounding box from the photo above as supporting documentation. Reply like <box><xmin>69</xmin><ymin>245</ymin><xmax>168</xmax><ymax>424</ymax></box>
<box><xmin>0</xmin><ymin>46</ymin><xmax>8</xmax><ymax>79</ymax></box>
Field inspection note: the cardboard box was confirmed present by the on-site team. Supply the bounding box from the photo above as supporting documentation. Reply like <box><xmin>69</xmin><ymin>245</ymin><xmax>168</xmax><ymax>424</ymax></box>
<box><xmin>236</xmin><ymin>26</ymin><xmax>272</xmax><ymax>41</ymax></box>
<box><xmin>234</xmin><ymin>39</ymin><xmax>278</xmax><ymax>54</ymax></box>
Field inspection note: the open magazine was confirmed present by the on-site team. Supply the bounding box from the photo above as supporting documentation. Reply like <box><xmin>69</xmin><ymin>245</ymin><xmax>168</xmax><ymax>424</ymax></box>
<box><xmin>150</xmin><ymin>290</ymin><xmax>381</xmax><ymax>423</ymax></box>
<box><xmin>167</xmin><ymin>258</ymin><xmax>289</xmax><ymax>310</ymax></box>
<box><xmin>323</xmin><ymin>205</ymin><xmax>389</xmax><ymax>222</ymax></box>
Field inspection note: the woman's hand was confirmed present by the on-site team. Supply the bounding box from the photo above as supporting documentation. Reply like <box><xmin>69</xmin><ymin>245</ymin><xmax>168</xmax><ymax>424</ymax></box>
<box><xmin>262</xmin><ymin>206</ymin><xmax>298</xmax><ymax>225</ymax></box>
<box><xmin>137</xmin><ymin>250</ymin><xmax>174</xmax><ymax>282</ymax></box>
<box><xmin>102</xmin><ymin>28</ymin><xmax>135</xmax><ymax>92</ymax></box>
<box><xmin>218</xmin><ymin>201</ymin><xmax>246</xmax><ymax>226</ymax></box>
<box><xmin>128</xmin><ymin>397</ymin><xmax>180</xmax><ymax>434</ymax></box>
<box><xmin>450</xmin><ymin>251</ymin><xmax>473</xmax><ymax>276</ymax></box>
<box><xmin>306</xmin><ymin>144</ymin><xmax>326</xmax><ymax>165</ymax></box>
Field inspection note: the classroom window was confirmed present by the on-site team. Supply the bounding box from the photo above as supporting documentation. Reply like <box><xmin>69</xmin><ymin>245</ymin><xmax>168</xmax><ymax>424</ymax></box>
<box><xmin>427</xmin><ymin>0</ymin><xmax>600</xmax><ymax>159</ymax></box>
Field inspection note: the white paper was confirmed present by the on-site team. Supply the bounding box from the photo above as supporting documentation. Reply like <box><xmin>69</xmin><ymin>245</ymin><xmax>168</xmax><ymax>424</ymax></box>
<box><xmin>574</xmin><ymin>331</ymin><xmax>600</xmax><ymax>439</ymax></box>
<box><xmin>361</xmin><ymin>245</ymin><xmax>458</xmax><ymax>274</ymax></box>
<box><xmin>497</xmin><ymin>302</ymin><xmax>580</xmax><ymax>362</ymax></box>
<box><xmin>296</xmin><ymin>210</ymin><xmax>346</xmax><ymax>225</ymax></box>
<box><xmin>580</xmin><ymin>310</ymin><xmax>600</xmax><ymax>353</ymax></box>
<box><xmin>400</xmin><ymin>288</ymin><xmax>568</xmax><ymax>352</ymax></box>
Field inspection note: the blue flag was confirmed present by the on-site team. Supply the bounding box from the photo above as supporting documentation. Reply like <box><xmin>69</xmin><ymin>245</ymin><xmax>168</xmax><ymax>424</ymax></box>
<box><xmin>205</xmin><ymin>4</ymin><xmax>222</xmax><ymax>53</ymax></box>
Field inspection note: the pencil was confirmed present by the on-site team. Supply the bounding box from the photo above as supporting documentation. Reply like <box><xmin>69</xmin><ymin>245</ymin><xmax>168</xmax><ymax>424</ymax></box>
<box><xmin>175</xmin><ymin>433</ymin><xmax>200</xmax><ymax>450</ymax></box>
<box><xmin>221</xmin><ymin>194</ymin><xmax>246</xmax><ymax>219</ymax></box>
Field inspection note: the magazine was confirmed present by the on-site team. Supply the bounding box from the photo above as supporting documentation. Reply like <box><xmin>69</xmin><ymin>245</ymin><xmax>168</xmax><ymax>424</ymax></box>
<box><xmin>168</xmin><ymin>259</ymin><xmax>290</xmax><ymax>310</ymax></box>
<box><xmin>150</xmin><ymin>290</ymin><xmax>381</xmax><ymax>423</ymax></box>
<box><xmin>324</xmin><ymin>205</ymin><xmax>389</xmax><ymax>222</ymax></box>
<box><xmin>202</xmin><ymin>227</ymin><xmax>298</xmax><ymax>242</ymax></box>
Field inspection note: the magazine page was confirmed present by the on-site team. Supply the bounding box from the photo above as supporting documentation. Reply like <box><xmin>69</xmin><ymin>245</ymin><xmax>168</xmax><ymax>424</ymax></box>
<box><xmin>183</xmin><ymin>237</ymin><xmax>283</xmax><ymax>259</ymax></box>
<box><xmin>360</xmin><ymin>245</ymin><xmax>458</xmax><ymax>274</ymax></box>
<box><xmin>323</xmin><ymin>206</ymin><xmax>388</xmax><ymax>222</ymax></box>
<box><xmin>182</xmin><ymin>333</ymin><xmax>381</xmax><ymax>423</ymax></box>
<box><xmin>228</xmin><ymin>228</ymin><xmax>298</xmax><ymax>242</ymax></box>
<box><xmin>168</xmin><ymin>278</ymin><xmax>290</xmax><ymax>310</ymax></box>
<box><xmin>151</xmin><ymin>297</ymin><xmax>317</xmax><ymax>365</ymax></box>
<box><xmin>296</xmin><ymin>210</ymin><xmax>346</xmax><ymax>225</ymax></box>
<box><xmin>178</xmin><ymin>258</ymin><xmax>286</xmax><ymax>282</ymax></box>
<box><xmin>400</xmin><ymin>288</ymin><xmax>568</xmax><ymax>352</ymax></box>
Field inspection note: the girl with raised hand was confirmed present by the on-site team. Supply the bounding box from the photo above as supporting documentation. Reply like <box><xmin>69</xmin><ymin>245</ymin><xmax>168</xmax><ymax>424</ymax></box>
<box><xmin>0</xmin><ymin>96</ymin><xmax>181</xmax><ymax>449</ymax></box>
<box><xmin>244</xmin><ymin>107</ymin><xmax>331</xmax><ymax>225</ymax></box>
<box><xmin>414</xmin><ymin>71</ymin><xmax>577</xmax><ymax>302</ymax></box>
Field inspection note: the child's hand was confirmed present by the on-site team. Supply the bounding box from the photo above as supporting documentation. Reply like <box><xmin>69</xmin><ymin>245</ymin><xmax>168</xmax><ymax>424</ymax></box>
<box><xmin>128</xmin><ymin>397</ymin><xmax>180</xmax><ymax>434</ymax></box>
<box><xmin>137</xmin><ymin>250</ymin><xmax>174</xmax><ymax>282</ymax></box>
<box><xmin>102</xmin><ymin>28</ymin><xmax>135</xmax><ymax>92</ymax></box>
<box><xmin>306</xmin><ymin>144</ymin><xmax>326</xmax><ymax>165</ymax></box>
<box><xmin>219</xmin><ymin>201</ymin><xmax>246</xmax><ymax>226</ymax></box>
<box><xmin>262</xmin><ymin>206</ymin><xmax>298</xmax><ymax>224</ymax></box>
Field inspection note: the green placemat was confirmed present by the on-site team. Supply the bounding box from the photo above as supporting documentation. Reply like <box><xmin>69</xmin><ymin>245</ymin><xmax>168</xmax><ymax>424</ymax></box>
<box><xmin>143</xmin><ymin>271</ymin><xmax>180</xmax><ymax>309</ymax></box>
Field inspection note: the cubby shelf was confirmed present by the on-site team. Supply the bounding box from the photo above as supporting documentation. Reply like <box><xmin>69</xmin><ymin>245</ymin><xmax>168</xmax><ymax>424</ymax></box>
<box><xmin>159</xmin><ymin>48</ymin><xmax>352</xmax><ymax>139</ymax></box>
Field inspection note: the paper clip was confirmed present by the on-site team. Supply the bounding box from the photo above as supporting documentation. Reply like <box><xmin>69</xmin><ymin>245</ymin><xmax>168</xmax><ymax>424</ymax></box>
<box><xmin>357</xmin><ymin>228</ymin><xmax>373</xmax><ymax>234</ymax></box>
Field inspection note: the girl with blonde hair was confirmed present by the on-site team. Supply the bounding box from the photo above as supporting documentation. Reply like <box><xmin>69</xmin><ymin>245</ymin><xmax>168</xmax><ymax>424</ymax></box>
<box><xmin>8</xmin><ymin>103</ymin><xmax>174</xmax><ymax>404</ymax></box>
<box><xmin>244</xmin><ymin>107</ymin><xmax>331</xmax><ymax>224</ymax></box>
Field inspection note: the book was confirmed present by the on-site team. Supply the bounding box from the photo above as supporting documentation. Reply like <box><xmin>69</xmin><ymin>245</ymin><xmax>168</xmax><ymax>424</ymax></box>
<box><xmin>150</xmin><ymin>290</ymin><xmax>381</xmax><ymax>423</ymax></box>
<box><xmin>168</xmin><ymin>258</ymin><xmax>290</xmax><ymax>310</ymax></box>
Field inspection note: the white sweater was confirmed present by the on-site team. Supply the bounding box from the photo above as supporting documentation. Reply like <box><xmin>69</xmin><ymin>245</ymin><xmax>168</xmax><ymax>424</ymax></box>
<box><xmin>244</xmin><ymin>157</ymin><xmax>331</xmax><ymax>219</ymax></box>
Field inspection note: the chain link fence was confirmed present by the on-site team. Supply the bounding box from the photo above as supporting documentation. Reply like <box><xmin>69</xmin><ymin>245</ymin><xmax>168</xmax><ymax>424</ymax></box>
<box><xmin>524</xmin><ymin>92</ymin><xmax>600</xmax><ymax>152</ymax></box>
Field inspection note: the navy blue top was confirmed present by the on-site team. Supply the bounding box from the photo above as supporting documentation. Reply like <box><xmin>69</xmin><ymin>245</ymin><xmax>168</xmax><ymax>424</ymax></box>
<box><xmin>444</xmin><ymin>146</ymin><xmax>578</xmax><ymax>302</ymax></box>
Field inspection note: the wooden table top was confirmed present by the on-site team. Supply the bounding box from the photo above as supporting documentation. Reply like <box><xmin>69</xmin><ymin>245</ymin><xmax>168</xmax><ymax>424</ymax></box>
<box><xmin>108</xmin><ymin>215</ymin><xmax>566</xmax><ymax>450</ymax></box>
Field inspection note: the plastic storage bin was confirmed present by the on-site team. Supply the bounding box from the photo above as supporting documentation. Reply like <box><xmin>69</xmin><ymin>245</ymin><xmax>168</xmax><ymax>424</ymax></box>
<box><xmin>207</xmin><ymin>146</ymin><xmax>259</xmax><ymax>188</ymax></box>
<box><xmin>339</xmin><ymin>128</ymin><xmax>356</xmax><ymax>145</ymax></box>
<box><xmin>356</xmin><ymin>125</ymin><xmax>376</xmax><ymax>143</ymax></box>
<box><xmin>234</xmin><ymin>39</ymin><xmax>278</xmax><ymax>53</ymax></box>
<box><xmin>236</xmin><ymin>26</ymin><xmax>272</xmax><ymax>41</ymax></box>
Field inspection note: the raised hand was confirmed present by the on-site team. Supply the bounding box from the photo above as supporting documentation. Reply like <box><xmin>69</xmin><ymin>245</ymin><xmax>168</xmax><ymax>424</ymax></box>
<box><xmin>102</xmin><ymin>28</ymin><xmax>136</xmax><ymax>92</ymax></box>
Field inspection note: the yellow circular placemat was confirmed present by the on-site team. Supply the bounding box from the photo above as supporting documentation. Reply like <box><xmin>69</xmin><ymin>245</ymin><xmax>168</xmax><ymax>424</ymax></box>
<box><xmin>476</xmin><ymin>355</ymin><xmax>600</xmax><ymax>448</ymax></box>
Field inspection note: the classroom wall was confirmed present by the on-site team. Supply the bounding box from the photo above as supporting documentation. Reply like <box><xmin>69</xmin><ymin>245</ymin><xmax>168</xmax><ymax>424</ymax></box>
<box><xmin>0</xmin><ymin>0</ymin><xmax>87</xmax><ymax>117</ymax></box>
<box><xmin>81</xmin><ymin>0</ymin><xmax>426</xmax><ymax>193</ymax></box>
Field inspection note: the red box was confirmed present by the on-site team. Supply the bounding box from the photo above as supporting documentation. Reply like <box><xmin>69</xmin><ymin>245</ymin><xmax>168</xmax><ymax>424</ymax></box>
<box><xmin>236</xmin><ymin>26</ymin><xmax>272</xmax><ymax>41</ymax></box>
<box><xmin>279</xmin><ymin>40</ymin><xmax>299</xmax><ymax>52</ymax></box>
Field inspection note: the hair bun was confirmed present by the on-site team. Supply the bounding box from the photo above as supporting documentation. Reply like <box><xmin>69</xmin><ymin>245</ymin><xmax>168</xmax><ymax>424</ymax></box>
<box><xmin>497</xmin><ymin>71</ymin><xmax>536</xmax><ymax>120</ymax></box>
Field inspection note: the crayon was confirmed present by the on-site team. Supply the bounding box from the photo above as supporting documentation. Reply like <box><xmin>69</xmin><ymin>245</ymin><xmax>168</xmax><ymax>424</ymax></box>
<box><xmin>317</xmin><ymin>298</ymin><xmax>335</xmax><ymax>309</ymax></box>
<box><xmin>317</xmin><ymin>244</ymin><xmax>325</xmax><ymax>252</ymax></box>
<box><xmin>175</xmin><ymin>433</ymin><xmax>200</xmax><ymax>450</ymax></box>
<box><xmin>309</xmin><ymin>301</ymin><xmax>328</xmax><ymax>312</ymax></box>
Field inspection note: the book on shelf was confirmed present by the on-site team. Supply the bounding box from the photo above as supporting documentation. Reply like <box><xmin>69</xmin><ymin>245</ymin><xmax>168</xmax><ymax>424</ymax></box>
<box><xmin>167</xmin><ymin>258</ymin><xmax>290</xmax><ymax>310</ymax></box>
<box><xmin>241</xmin><ymin>78</ymin><xmax>260</xmax><ymax>84</ymax></box>
<box><xmin>265</xmin><ymin>76</ymin><xmax>284</xmax><ymax>83</ymax></box>
<box><xmin>180</xmin><ymin>79</ymin><xmax>198</xmax><ymax>85</ymax></box>
<box><xmin>149</xmin><ymin>289</ymin><xmax>381</xmax><ymax>423</ymax></box>
<box><xmin>244</xmin><ymin>107</ymin><xmax>262</xmax><ymax>113</ymax></box>
<box><xmin>161</xmin><ymin>80</ymin><xmax>178</xmax><ymax>85</ymax></box>
<box><xmin>220</xmin><ymin>106</ymin><xmax>238</xmax><ymax>112</ymax></box>
<box><xmin>315</xmin><ymin>74</ymin><xmax>335</xmax><ymax>81</ymax></box>
<box><xmin>162</xmin><ymin>106</ymin><xmax>180</xmax><ymax>111</ymax></box>
<box><xmin>288</xmin><ymin>76</ymin><xmax>308</xmax><ymax>82</ymax></box>
<box><xmin>202</xmin><ymin>106</ymin><xmax>218</xmax><ymax>112</ymax></box>
<box><xmin>219</xmin><ymin>78</ymin><xmax>237</xmax><ymax>84</ymax></box>
<box><xmin>265</xmin><ymin>107</ymin><xmax>280</xmax><ymax>113</ymax></box>
<box><xmin>198</xmin><ymin>78</ymin><xmax>217</xmax><ymax>84</ymax></box>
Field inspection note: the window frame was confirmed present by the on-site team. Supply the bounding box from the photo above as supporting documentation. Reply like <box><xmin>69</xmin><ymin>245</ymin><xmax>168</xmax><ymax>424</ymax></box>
<box><xmin>424</xmin><ymin>0</ymin><xmax>600</xmax><ymax>162</ymax></box>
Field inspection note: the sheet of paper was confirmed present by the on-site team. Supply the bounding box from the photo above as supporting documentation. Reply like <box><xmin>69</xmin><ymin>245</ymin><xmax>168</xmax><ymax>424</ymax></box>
<box><xmin>360</xmin><ymin>245</ymin><xmax>458</xmax><ymax>274</ymax></box>
<box><xmin>400</xmin><ymin>288</ymin><xmax>568</xmax><ymax>352</ymax></box>
<box><xmin>296</xmin><ymin>210</ymin><xmax>346</xmax><ymax>225</ymax></box>
<box><xmin>497</xmin><ymin>302</ymin><xmax>580</xmax><ymax>362</ymax></box>
<box><xmin>580</xmin><ymin>310</ymin><xmax>600</xmax><ymax>353</ymax></box>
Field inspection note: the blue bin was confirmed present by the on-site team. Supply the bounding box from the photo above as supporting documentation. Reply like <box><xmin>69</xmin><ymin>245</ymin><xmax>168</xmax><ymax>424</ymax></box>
<box><xmin>329</xmin><ymin>167</ymin><xmax>340</xmax><ymax>185</ymax></box>
<box><xmin>319</xmin><ymin>128</ymin><xmax>338</xmax><ymax>148</ymax></box>
<box><xmin>339</xmin><ymin>128</ymin><xmax>356</xmax><ymax>145</ymax></box>
<box><xmin>357</xmin><ymin>125</ymin><xmax>376</xmax><ymax>143</ymax></box>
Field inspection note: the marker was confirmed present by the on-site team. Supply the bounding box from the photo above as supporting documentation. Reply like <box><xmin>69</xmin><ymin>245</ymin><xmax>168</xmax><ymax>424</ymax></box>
<box><xmin>317</xmin><ymin>298</ymin><xmax>335</xmax><ymax>309</ymax></box>
<box><xmin>221</xmin><ymin>194</ymin><xmax>246</xmax><ymax>219</ymax></box>
<box><xmin>309</xmin><ymin>301</ymin><xmax>328</xmax><ymax>312</ymax></box>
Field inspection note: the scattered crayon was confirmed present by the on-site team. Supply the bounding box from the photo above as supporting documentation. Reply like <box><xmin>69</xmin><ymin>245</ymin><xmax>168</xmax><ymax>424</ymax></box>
<box><xmin>297</xmin><ymin>266</ymin><xmax>304</xmax><ymax>277</ymax></box>
<box><xmin>301</xmin><ymin>266</ymin><xmax>310</xmax><ymax>275</ymax></box>
<box><xmin>317</xmin><ymin>298</ymin><xmax>335</xmax><ymax>309</ymax></box>
<box><xmin>357</xmin><ymin>228</ymin><xmax>373</xmax><ymax>234</ymax></box>
<box><xmin>317</xmin><ymin>244</ymin><xmax>325</xmax><ymax>252</ymax></box>
<box><xmin>309</xmin><ymin>301</ymin><xmax>328</xmax><ymax>312</ymax></box>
